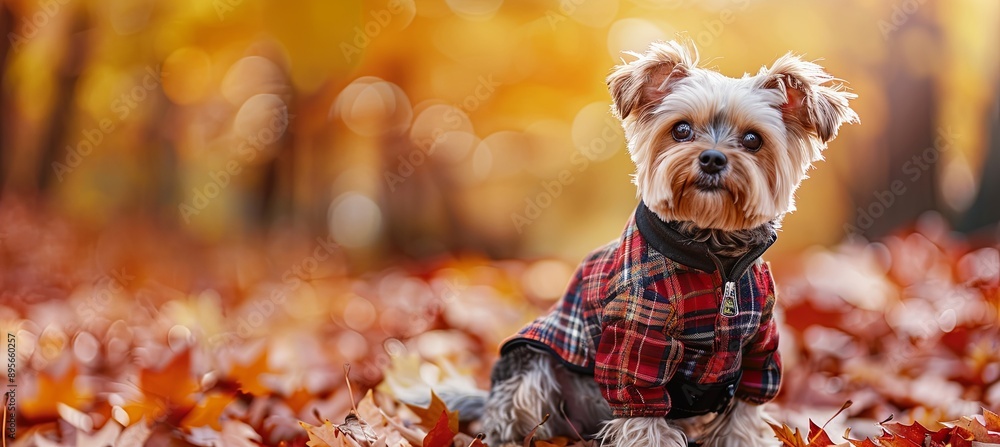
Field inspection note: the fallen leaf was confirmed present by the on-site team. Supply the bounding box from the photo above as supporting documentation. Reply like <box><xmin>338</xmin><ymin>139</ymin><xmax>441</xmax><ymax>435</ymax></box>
<box><xmin>180</xmin><ymin>391</ymin><xmax>238</xmax><ymax>430</ymax></box>
<box><xmin>423</xmin><ymin>410</ymin><xmax>456</xmax><ymax>447</ymax></box>
<box><xmin>21</xmin><ymin>365</ymin><xmax>92</xmax><ymax>419</ymax></box>
<box><xmin>300</xmin><ymin>420</ymin><xmax>344</xmax><ymax>447</ymax></box>
<box><xmin>140</xmin><ymin>349</ymin><xmax>199</xmax><ymax>412</ymax></box>
<box><xmin>404</xmin><ymin>390</ymin><xmax>459</xmax><ymax>434</ymax></box>
<box><xmin>523</xmin><ymin>414</ymin><xmax>550</xmax><ymax>447</ymax></box>
<box><xmin>336</xmin><ymin>412</ymin><xmax>379</xmax><ymax>447</ymax></box>
<box><xmin>229</xmin><ymin>349</ymin><xmax>272</xmax><ymax>396</ymax></box>
<box><xmin>768</xmin><ymin>421</ymin><xmax>809</xmax><ymax>447</ymax></box>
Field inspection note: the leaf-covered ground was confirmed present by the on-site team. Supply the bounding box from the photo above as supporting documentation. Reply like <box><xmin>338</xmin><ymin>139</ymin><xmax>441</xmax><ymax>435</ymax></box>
<box><xmin>2</xmin><ymin>200</ymin><xmax>998</xmax><ymax>446</ymax></box>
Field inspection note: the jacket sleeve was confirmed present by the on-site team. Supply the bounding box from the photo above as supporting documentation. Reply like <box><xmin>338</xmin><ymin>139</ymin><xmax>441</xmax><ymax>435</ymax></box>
<box><xmin>594</xmin><ymin>292</ymin><xmax>685</xmax><ymax>418</ymax></box>
<box><xmin>736</xmin><ymin>270</ymin><xmax>782</xmax><ymax>404</ymax></box>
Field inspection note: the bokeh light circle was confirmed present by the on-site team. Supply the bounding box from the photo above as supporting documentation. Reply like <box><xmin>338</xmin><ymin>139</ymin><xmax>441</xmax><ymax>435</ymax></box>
<box><xmin>445</xmin><ymin>0</ymin><xmax>503</xmax><ymax>20</ymax></box>
<box><xmin>328</xmin><ymin>192</ymin><xmax>383</xmax><ymax>248</ymax></box>
<box><xmin>221</xmin><ymin>56</ymin><xmax>289</xmax><ymax>106</ymax></box>
<box><xmin>234</xmin><ymin>93</ymin><xmax>289</xmax><ymax>144</ymax></box>
<box><xmin>607</xmin><ymin>18</ymin><xmax>668</xmax><ymax>60</ymax></box>
<box><xmin>161</xmin><ymin>47</ymin><xmax>213</xmax><ymax>105</ymax></box>
<box><xmin>333</xmin><ymin>77</ymin><xmax>413</xmax><ymax>136</ymax></box>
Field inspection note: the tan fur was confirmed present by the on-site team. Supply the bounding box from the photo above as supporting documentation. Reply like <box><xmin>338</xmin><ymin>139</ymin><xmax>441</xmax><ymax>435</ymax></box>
<box><xmin>608</xmin><ymin>40</ymin><xmax>858</xmax><ymax>231</ymax></box>
<box><xmin>597</xmin><ymin>417</ymin><xmax>688</xmax><ymax>447</ymax></box>
<box><xmin>699</xmin><ymin>400</ymin><xmax>779</xmax><ymax>447</ymax></box>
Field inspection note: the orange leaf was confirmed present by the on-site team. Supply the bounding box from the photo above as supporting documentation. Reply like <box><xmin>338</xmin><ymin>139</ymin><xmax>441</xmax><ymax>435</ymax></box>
<box><xmin>140</xmin><ymin>350</ymin><xmax>199</xmax><ymax>409</ymax></box>
<box><xmin>21</xmin><ymin>365</ymin><xmax>92</xmax><ymax>419</ymax></box>
<box><xmin>299</xmin><ymin>420</ymin><xmax>342</xmax><ymax>447</ymax></box>
<box><xmin>405</xmin><ymin>390</ymin><xmax>459</xmax><ymax>433</ymax></box>
<box><xmin>983</xmin><ymin>408</ymin><xmax>1000</xmax><ymax>433</ymax></box>
<box><xmin>229</xmin><ymin>349</ymin><xmax>271</xmax><ymax>396</ymax></box>
<box><xmin>180</xmin><ymin>391</ymin><xmax>237</xmax><ymax>430</ymax></box>
<box><xmin>536</xmin><ymin>437</ymin><xmax>569</xmax><ymax>447</ymax></box>
<box><xmin>423</xmin><ymin>410</ymin><xmax>456</xmax><ymax>447</ymax></box>
<box><xmin>953</xmin><ymin>415</ymin><xmax>1000</xmax><ymax>444</ymax></box>
<box><xmin>767</xmin><ymin>421</ymin><xmax>809</xmax><ymax>447</ymax></box>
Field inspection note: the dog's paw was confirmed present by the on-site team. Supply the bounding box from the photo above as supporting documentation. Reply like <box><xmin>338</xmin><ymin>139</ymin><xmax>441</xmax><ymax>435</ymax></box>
<box><xmin>596</xmin><ymin>417</ymin><xmax>688</xmax><ymax>447</ymax></box>
<box><xmin>700</xmin><ymin>401</ymin><xmax>779</xmax><ymax>447</ymax></box>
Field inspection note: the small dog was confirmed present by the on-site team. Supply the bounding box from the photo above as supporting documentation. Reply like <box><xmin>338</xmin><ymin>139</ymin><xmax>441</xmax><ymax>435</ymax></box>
<box><xmin>480</xmin><ymin>41</ymin><xmax>858</xmax><ymax>447</ymax></box>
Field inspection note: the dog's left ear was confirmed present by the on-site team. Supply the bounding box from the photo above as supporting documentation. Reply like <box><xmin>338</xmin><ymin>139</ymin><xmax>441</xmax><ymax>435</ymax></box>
<box><xmin>607</xmin><ymin>40</ymin><xmax>699</xmax><ymax>121</ymax></box>
<box><xmin>760</xmin><ymin>54</ymin><xmax>859</xmax><ymax>143</ymax></box>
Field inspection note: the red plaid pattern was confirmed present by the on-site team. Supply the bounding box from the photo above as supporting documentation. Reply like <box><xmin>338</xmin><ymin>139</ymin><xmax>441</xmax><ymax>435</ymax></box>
<box><xmin>501</xmin><ymin>216</ymin><xmax>781</xmax><ymax>418</ymax></box>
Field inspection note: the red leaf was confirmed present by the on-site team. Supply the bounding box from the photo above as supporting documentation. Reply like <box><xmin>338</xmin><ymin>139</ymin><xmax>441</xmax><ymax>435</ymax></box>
<box><xmin>806</xmin><ymin>420</ymin><xmax>836</xmax><ymax>446</ymax></box>
<box><xmin>423</xmin><ymin>410</ymin><xmax>456</xmax><ymax>447</ymax></box>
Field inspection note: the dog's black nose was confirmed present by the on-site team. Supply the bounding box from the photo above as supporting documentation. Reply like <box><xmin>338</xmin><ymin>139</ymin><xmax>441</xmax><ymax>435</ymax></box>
<box><xmin>699</xmin><ymin>150</ymin><xmax>727</xmax><ymax>174</ymax></box>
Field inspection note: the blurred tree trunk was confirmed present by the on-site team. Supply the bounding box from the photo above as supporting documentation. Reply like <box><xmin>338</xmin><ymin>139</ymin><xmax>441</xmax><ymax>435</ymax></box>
<box><xmin>958</xmin><ymin>89</ymin><xmax>1000</xmax><ymax>236</ymax></box>
<box><xmin>854</xmin><ymin>13</ymin><xmax>941</xmax><ymax>238</ymax></box>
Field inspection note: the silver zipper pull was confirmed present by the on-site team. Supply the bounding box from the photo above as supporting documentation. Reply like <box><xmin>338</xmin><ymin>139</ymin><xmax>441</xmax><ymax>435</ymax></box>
<box><xmin>721</xmin><ymin>281</ymin><xmax>738</xmax><ymax>317</ymax></box>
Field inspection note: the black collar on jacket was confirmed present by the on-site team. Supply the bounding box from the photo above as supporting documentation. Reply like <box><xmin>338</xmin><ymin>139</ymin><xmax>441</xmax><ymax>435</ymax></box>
<box><xmin>634</xmin><ymin>201</ymin><xmax>777</xmax><ymax>283</ymax></box>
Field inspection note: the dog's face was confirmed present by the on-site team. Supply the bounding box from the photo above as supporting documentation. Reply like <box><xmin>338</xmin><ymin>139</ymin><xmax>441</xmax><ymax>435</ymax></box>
<box><xmin>608</xmin><ymin>41</ymin><xmax>859</xmax><ymax>231</ymax></box>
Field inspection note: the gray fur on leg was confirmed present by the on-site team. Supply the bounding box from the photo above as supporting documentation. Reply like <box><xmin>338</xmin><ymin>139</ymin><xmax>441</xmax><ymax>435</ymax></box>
<box><xmin>482</xmin><ymin>347</ymin><xmax>568</xmax><ymax>446</ymax></box>
<box><xmin>554</xmin><ymin>364</ymin><xmax>612</xmax><ymax>438</ymax></box>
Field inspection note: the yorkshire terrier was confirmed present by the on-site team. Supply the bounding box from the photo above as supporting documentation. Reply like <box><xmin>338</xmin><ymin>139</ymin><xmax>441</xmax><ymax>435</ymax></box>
<box><xmin>479</xmin><ymin>41</ymin><xmax>858</xmax><ymax>447</ymax></box>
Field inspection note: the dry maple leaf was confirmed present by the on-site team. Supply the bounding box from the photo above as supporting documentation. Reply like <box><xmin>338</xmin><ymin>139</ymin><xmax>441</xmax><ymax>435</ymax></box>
<box><xmin>423</xmin><ymin>410</ymin><xmax>457</xmax><ymax>447</ymax></box>
<box><xmin>523</xmin><ymin>414</ymin><xmax>551</xmax><ymax>447</ymax></box>
<box><xmin>300</xmin><ymin>420</ymin><xmax>344</xmax><ymax>447</ymax></box>
<box><xmin>950</xmin><ymin>412</ymin><xmax>1000</xmax><ymax>444</ymax></box>
<box><xmin>767</xmin><ymin>420</ymin><xmax>839</xmax><ymax>447</ymax></box>
<box><xmin>139</xmin><ymin>349</ymin><xmax>200</xmax><ymax>422</ymax></box>
<box><xmin>535</xmin><ymin>436</ymin><xmax>570</xmax><ymax>447</ymax></box>
<box><xmin>404</xmin><ymin>391</ymin><xmax>460</xmax><ymax>434</ymax></box>
<box><xmin>187</xmin><ymin>419</ymin><xmax>264</xmax><ymax>447</ymax></box>
<box><xmin>180</xmin><ymin>390</ymin><xmax>238</xmax><ymax>430</ymax></box>
<box><xmin>336</xmin><ymin>412</ymin><xmax>380</xmax><ymax>447</ymax></box>
<box><xmin>228</xmin><ymin>349</ymin><xmax>272</xmax><ymax>396</ymax></box>
<box><xmin>21</xmin><ymin>364</ymin><xmax>92</xmax><ymax>419</ymax></box>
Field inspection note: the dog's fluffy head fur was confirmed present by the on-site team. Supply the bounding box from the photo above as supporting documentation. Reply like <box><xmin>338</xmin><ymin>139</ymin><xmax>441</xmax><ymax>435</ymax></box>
<box><xmin>608</xmin><ymin>40</ymin><xmax>858</xmax><ymax>232</ymax></box>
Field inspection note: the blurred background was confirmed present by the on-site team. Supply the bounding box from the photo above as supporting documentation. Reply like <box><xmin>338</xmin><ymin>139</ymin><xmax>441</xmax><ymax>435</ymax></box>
<box><xmin>2</xmin><ymin>0</ymin><xmax>998</xmax><ymax>264</ymax></box>
<box><xmin>1</xmin><ymin>0</ymin><xmax>999</xmax><ymax>441</ymax></box>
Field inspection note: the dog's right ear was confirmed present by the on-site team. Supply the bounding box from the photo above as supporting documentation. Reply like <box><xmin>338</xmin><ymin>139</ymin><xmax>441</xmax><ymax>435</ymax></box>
<box><xmin>607</xmin><ymin>40</ymin><xmax>698</xmax><ymax>120</ymax></box>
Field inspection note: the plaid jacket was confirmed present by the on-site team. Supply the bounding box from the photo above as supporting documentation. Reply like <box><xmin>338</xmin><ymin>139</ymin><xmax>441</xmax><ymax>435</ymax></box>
<box><xmin>501</xmin><ymin>203</ymin><xmax>781</xmax><ymax>418</ymax></box>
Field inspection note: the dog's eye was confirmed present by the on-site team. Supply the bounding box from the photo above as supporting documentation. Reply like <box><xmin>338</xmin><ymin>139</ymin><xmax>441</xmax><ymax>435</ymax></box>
<box><xmin>671</xmin><ymin>122</ymin><xmax>693</xmax><ymax>142</ymax></box>
<box><xmin>741</xmin><ymin>131</ymin><xmax>762</xmax><ymax>152</ymax></box>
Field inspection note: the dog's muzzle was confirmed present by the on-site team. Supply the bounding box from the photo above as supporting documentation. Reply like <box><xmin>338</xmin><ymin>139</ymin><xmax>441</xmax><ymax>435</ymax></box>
<box><xmin>665</xmin><ymin>371</ymin><xmax>741</xmax><ymax>419</ymax></box>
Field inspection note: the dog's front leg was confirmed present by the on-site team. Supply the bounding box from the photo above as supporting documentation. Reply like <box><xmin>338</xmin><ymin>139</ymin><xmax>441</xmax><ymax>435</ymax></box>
<box><xmin>596</xmin><ymin>417</ymin><xmax>688</xmax><ymax>447</ymax></box>
<box><xmin>698</xmin><ymin>400</ymin><xmax>777</xmax><ymax>447</ymax></box>
<box><xmin>481</xmin><ymin>346</ymin><xmax>566</xmax><ymax>447</ymax></box>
